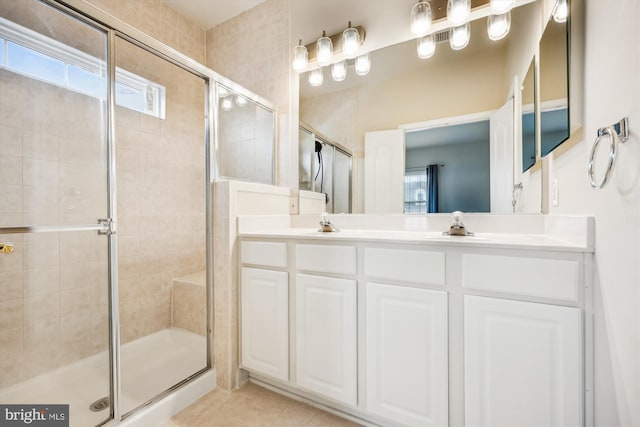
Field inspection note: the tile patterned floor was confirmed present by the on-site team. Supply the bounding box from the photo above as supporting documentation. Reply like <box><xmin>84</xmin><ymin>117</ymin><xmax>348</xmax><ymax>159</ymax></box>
<box><xmin>162</xmin><ymin>382</ymin><xmax>363</xmax><ymax>427</ymax></box>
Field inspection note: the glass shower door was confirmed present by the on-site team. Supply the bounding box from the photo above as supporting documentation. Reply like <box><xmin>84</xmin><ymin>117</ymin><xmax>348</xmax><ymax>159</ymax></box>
<box><xmin>0</xmin><ymin>2</ymin><xmax>112</xmax><ymax>426</ymax></box>
<box><xmin>114</xmin><ymin>36</ymin><xmax>208</xmax><ymax>415</ymax></box>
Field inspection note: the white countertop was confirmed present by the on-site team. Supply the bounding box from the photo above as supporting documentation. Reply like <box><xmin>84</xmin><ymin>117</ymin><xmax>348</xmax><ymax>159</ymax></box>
<box><xmin>238</xmin><ymin>227</ymin><xmax>594</xmax><ymax>252</ymax></box>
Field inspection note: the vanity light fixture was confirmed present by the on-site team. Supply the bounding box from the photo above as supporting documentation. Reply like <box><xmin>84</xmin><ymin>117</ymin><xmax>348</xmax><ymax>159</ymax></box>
<box><xmin>490</xmin><ymin>0</ymin><xmax>515</xmax><ymax>14</ymax></box>
<box><xmin>417</xmin><ymin>34</ymin><xmax>436</xmax><ymax>58</ymax></box>
<box><xmin>553</xmin><ymin>0</ymin><xmax>568</xmax><ymax>23</ymax></box>
<box><xmin>487</xmin><ymin>11</ymin><xmax>511</xmax><ymax>41</ymax></box>
<box><xmin>449</xmin><ymin>23</ymin><xmax>470</xmax><ymax>50</ymax></box>
<box><xmin>316</xmin><ymin>31</ymin><xmax>333</xmax><ymax>67</ymax></box>
<box><xmin>447</xmin><ymin>0</ymin><xmax>471</xmax><ymax>26</ymax></box>
<box><xmin>292</xmin><ymin>39</ymin><xmax>308</xmax><ymax>72</ymax></box>
<box><xmin>410</xmin><ymin>0</ymin><xmax>432</xmax><ymax>36</ymax></box>
<box><xmin>332</xmin><ymin>60</ymin><xmax>347</xmax><ymax>81</ymax></box>
<box><xmin>342</xmin><ymin>22</ymin><xmax>360</xmax><ymax>59</ymax></box>
<box><xmin>309</xmin><ymin>68</ymin><xmax>324</xmax><ymax>86</ymax></box>
<box><xmin>354</xmin><ymin>53</ymin><xmax>371</xmax><ymax>76</ymax></box>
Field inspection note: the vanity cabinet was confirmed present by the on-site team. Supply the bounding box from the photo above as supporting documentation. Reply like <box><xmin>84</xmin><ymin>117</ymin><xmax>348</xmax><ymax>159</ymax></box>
<box><xmin>239</xmin><ymin>241</ymin><xmax>289</xmax><ymax>382</ymax></box>
<box><xmin>295</xmin><ymin>273</ymin><xmax>357</xmax><ymax>406</ymax></box>
<box><xmin>239</xmin><ymin>234</ymin><xmax>592</xmax><ymax>427</ymax></box>
<box><xmin>240</xmin><ymin>267</ymin><xmax>289</xmax><ymax>382</ymax></box>
<box><xmin>464</xmin><ymin>295</ymin><xmax>582</xmax><ymax>427</ymax></box>
<box><xmin>366</xmin><ymin>282</ymin><xmax>448</xmax><ymax>427</ymax></box>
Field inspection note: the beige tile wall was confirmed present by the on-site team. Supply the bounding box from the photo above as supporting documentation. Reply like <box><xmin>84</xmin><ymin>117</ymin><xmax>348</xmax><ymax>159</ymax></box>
<box><xmin>0</xmin><ymin>69</ymin><xmax>110</xmax><ymax>388</ymax></box>
<box><xmin>205</xmin><ymin>0</ymin><xmax>290</xmax><ymax>108</ymax></box>
<box><xmin>218</xmin><ymin>96</ymin><xmax>275</xmax><ymax>185</ymax></box>
<box><xmin>85</xmin><ymin>0</ymin><xmax>206</xmax><ymax>64</ymax></box>
<box><xmin>0</xmin><ymin>2</ymin><xmax>208</xmax><ymax>388</ymax></box>
<box><xmin>115</xmin><ymin>38</ymin><xmax>207</xmax><ymax>344</ymax></box>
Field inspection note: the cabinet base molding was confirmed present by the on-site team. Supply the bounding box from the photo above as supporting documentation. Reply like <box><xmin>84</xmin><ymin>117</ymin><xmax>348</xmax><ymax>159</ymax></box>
<box><xmin>247</xmin><ymin>374</ymin><xmax>403</xmax><ymax>427</ymax></box>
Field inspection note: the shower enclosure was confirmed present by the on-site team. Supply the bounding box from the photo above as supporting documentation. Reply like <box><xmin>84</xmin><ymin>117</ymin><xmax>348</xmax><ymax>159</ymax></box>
<box><xmin>0</xmin><ymin>0</ymin><xmax>275</xmax><ymax>425</ymax></box>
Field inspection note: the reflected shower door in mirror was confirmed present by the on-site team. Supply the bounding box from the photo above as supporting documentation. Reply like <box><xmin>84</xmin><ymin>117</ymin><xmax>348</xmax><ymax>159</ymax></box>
<box><xmin>299</xmin><ymin>125</ymin><xmax>352</xmax><ymax>213</ymax></box>
<box><xmin>217</xmin><ymin>83</ymin><xmax>276</xmax><ymax>184</ymax></box>
<box><xmin>299</xmin><ymin>1</ymin><xmax>544</xmax><ymax>214</ymax></box>
<box><xmin>539</xmin><ymin>0</ymin><xmax>570</xmax><ymax>156</ymax></box>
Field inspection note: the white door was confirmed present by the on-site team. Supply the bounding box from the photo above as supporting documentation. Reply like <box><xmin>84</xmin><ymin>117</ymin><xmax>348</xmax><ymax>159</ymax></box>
<box><xmin>364</xmin><ymin>129</ymin><xmax>405</xmax><ymax>213</ymax></box>
<box><xmin>241</xmin><ymin>267</ymin><xmax>289</xmax><ymax>381</ymax></box>
<box><xmin>366</xmin><ymin>283</ymin><xmax>448</xmax><ymax>427</ymax></box>
<box><xmin>295</xmin><ymin>274</ymin><xmax>357</xmax><ymax>406</ymax></box>
<box><xmin>464</xmin><ymin>295</ymin><xmax>582</xmax><ymax>427</ymax></box>
<box><xmin>489</xmin><ymin>98</ymin><xmax>515</xmax><ymax>213</ymax></box>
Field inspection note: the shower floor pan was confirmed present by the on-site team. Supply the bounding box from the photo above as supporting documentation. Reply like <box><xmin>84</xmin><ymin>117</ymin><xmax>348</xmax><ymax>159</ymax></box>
<box><xmin>0</xmin><ymin>327</ymin><xmax>207</xmax><ymax>427</ymax></box>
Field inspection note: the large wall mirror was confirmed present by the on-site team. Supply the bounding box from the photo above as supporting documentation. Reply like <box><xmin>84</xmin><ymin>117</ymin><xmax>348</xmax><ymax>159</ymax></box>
<box><xmin>299</xmin><ymin>1</ymin><xmax>546</xmax><ymax>214</ymax></box>
<box><xmin>539</xmin><ymin>0</ymin><xmax>570</xmax><ymax>157</ymax></box>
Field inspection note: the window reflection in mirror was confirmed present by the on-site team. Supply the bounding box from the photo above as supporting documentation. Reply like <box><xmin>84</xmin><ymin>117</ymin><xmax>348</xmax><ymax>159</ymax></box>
<box><xmin>522</xmin><ymin>60</ymin><xmax>536</xmax><ymax>172</ymax></box>
<box><xmin>539</xmin><ymin>0</ymin><xmax>570</xmax><ymax>157</ymax></box>
<box><xmin>217</xmin><ymin>83</ymin><xmax>275</xmax><ymax>184</ymax></box>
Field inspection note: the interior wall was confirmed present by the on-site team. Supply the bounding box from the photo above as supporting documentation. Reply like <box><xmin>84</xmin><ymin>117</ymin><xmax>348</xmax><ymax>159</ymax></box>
<box><xmin>547</xmin><ymin>0</ymin><xmax>640</xmax><ymax>425</ymax></box>
<box><xmin>406</xmin><ymin>140</ymin><xmax>491</xmax><ymax>213</ymax></box>
<box><xmin>83</xmin><ymin>0</ymin><xmax>206</xmax><ymax>63</ymax></box>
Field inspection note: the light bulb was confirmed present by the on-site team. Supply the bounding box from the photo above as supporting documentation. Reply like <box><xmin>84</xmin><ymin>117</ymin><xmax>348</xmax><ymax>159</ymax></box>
<box><xmin>292</xmin><ymin>40</ymin><xmax>308</xmax><ymax>72</ymax></box>
<box><xmin>487</xmin><ymin>12</ymin><xmax>511</xmax><ymax>41</ymax></box>
<box><xmin>449</xmin><ymin>23</ymin><xmax>470</xmax><ymax>50</ymax></box>
<box><xmin>417</xmin><ymin>34</ymin><xmax>436</xmax><ymax>59</ymax></box>
<box><xmin>235</xmin><ymin>95</ymin><xmax>247</xmax><ymax>106</ymax></box>
<box><xmin>221</xmin><ymin>98</ymin><xmax>233</xmax><ymax>111</ymax></box>
<box><xmin>332</xmin><ymin>60</ymin><xmax>347</xmax><ymax>82</ymax></box>
<box><xmin>316</xmin><ymin>31</ymin><xmax>333</xmax><ymax>67</ymax></box>
<box><xmin>355</xmin><ymin>54</ymin><xmax>371</xmax><ymax>76</ymax></box>
<box><xmin>410</xmin><ymin>1</ymin><xmax>432</xmax><ymax>36</ymax></box>
<box><xmin>490</xmin><ymin>0</ymin><xmax>515</xmax><ymax>14</ymax></box>
<box><xmin>553</xmin><ymin>0</ymin><xmax>568</xmax><ymax>23</ymax></box>
<box><xmin>342</xmin><ymin>23</ymin><xmax>360</xmax><ymax>59</ymax></box>
<box><xmin>217</xmin><ymin>85</ymin><xmax>229</xmax><ymax>97</ymax></box>
<box><xmin>447</xmin><ymin>0</ymin><xmax>471</xmax><ymax>26</ymax></box>
<box><xmin>309</xmin><ymin>68</ymin><xmax>323</xmax><ymax>87</ymax></box>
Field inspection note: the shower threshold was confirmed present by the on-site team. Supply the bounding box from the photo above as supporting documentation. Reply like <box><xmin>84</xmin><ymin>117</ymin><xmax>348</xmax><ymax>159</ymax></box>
<box><xmin>0</xmin><ymin>327</ymin><xmax>207</xmax><ymax>427</ymax></box>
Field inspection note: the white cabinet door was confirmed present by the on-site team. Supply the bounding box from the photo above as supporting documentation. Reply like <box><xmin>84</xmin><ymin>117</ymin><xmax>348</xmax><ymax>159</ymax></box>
<box><xmin>241</xmin><ymin>267</ymin><xmax>289</xmax><ymax>382</ymax></box>
<box><xmin>295</xmin><ymin>273</ymin><xmax>357</xmax><ymax>406</ymax></box>
<box><xmin>364</xmin><ymin>129</ymin><xmax>405</xmax><ymax>213</ymax></box>
<box><xmin>464</xmin><ymin>295</ymin><xmax>582</xmax><ymax>427</ymax></box>
<box><xmin>366</xmin><ymin>282</ymin><xmax>448</xmax><ymax>427</ymax></box>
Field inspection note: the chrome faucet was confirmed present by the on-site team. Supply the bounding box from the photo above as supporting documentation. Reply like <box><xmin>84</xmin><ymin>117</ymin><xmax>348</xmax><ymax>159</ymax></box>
<box><xmin>318</xmin><ymin>212</ymin><xmax>338</xmax><ymax>232</ymax></box>
<box><xmin>444</xmin><ymin>211</ymin><xmax>474</xmax><ymax>236</ymax></box>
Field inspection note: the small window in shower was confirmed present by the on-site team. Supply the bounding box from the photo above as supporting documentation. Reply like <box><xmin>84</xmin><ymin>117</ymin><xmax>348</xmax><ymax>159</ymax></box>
<box><xmin>0</xmin><ymin>17</ymin><xmax>166</xmax><ymax>119</ymax></box>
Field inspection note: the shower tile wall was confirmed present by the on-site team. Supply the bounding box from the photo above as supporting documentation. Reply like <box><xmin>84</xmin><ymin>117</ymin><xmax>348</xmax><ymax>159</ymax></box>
<box><xmin>86</xmin><ymin>0</ymin><xmax>206</xmax><ymax>64</ymax></box>
<box><xmin>218</xmin><ymin>103</ymin><xmax>274</xmax><ymax>184</ymax></box>
<box><xmin>115</xmin><ymin>39</ymin><xmax>206</xmax><ymax>344</ymax></box>
<box><xmin>206</xmin><ymin>0</ymin><xmax>291</xmax><ymax>391</ymax></box>
<box><xmin>0</xmin><ymin>70</ymin><xmax>109</xmax><ymax>388</ymax></box>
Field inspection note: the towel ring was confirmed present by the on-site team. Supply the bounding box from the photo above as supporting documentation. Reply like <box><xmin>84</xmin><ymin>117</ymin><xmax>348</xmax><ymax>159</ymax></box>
<box><xmin>588</xmin><ymin>117</ymin><xmax>629</xmax><ymax>189</ymax></box>
<box><xmin>588</xmin><ymin>126</ymin><xmax>617</xmax><ymax>189</ymax></box>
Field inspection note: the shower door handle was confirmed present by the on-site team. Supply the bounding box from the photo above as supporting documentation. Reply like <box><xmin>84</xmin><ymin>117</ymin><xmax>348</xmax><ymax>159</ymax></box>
<box><xmin>0</xmin><ymin>243</ymin><xmax>14</xmax><ymax>254</ymax></box>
